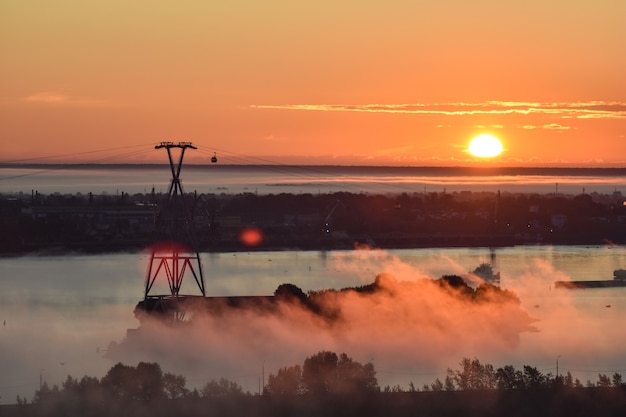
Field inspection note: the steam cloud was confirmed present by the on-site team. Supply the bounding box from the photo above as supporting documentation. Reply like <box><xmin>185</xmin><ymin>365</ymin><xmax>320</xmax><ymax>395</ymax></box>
<box><xmin>107</xmin><ymin>254</ymin><xmax>538</xmax><ymax>391</ymax></box>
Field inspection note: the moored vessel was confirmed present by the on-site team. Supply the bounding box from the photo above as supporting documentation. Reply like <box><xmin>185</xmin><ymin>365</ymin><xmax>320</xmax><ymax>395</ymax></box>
<box><xmin>554</xmin><ymin>269</ymin><xmax>626</xmax><ymax>289</ymax></box>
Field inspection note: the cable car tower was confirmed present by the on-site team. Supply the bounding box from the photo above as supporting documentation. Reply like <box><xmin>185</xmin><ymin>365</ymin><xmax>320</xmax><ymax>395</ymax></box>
<box><xmin>140</xmin><ymin>141</ymin><xmax>209</xmax><ymax>320</ymax></box>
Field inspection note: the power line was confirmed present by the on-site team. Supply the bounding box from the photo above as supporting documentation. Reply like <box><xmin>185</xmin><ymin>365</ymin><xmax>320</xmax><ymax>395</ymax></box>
<box><xmin>2</xmin><ymin>142</ymin><xmax>455</xmax><ymax>196</ymax></box>
<box><xmin>1</xmin><ymin>143</ymin><xmax>155</xmax><ymax>164</ymax></box>
<box><xmin>195</xmin><ymin>145</ymin><xmax>422</xmax><ymax>195</ymax></box>
<box><xmin>0</xmin><ymin>146</ymin><xmax>155</xmax><ymax>182</ymax></box>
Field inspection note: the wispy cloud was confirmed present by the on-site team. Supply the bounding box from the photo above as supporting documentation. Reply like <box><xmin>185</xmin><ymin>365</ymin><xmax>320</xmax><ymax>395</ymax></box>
<box><xmin>23</xmin><ymin>91</ymin><xmax>110</xmax><ymax>106</ymax></box>
<box><xmin>542</xmin><ymin>123</ymin><xmax>575</xmax><ymax>130</ymax></box>
<box><xmin>516</xmin><ymin>123</ymin><xmax>576</xmax><ymax>131</ymax></box>
<box><xmin>474</xmin><ymin>124</ymin><xmax>505</xmax><ymax>129</ymax></box>
<box><xmin>252</xmin><ymin>101</ymin><xmax>626</xmax><ymax>120</ymax></box>
<box><xmin>24</xmin><ymin>91</ymin><xmax>69</xmax><ymax>104</ymax></box>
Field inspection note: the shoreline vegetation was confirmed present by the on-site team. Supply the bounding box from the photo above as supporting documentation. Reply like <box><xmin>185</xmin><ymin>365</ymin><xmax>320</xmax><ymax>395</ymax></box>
<box><xmin>3</xmin><ymin>353</ymin><xmax>625</xmax><ymax>416</ymax></box>
<box><xmin>1</xmin><ymin>189</ymin><xmax>624</xmax><ymax>256</ymax></box>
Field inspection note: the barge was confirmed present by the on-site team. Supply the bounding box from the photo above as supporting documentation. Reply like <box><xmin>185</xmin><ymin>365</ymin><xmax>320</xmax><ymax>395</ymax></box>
<box><xmin>554</xmin><ymin>269</ymin><xmax>626</xmax><ymax>289</ymax></box>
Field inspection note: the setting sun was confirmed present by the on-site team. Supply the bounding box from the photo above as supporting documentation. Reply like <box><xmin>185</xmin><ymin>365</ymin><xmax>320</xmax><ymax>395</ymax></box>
<box><xmin>468</xmin><ymin>134</ymin><xmax>503</xmax><ymax>158</ymax></box>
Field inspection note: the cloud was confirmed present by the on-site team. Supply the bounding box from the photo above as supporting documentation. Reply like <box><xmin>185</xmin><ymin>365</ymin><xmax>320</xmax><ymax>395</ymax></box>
<box><xmin>251</xmin><ymin>101</ymin><xmax>626</xmax><ymax>120</ymax></box>
<box><xmin>22</xmin><ymin>91</ymin><xmax>110</xmax><ymax>107</ymax></box>
<box><xmin>24</xmin><ymin>91</ymin><xmax>69</xmax><ymax>104</ymax></box>
<box><xmin>542</xmin><ymin>123</ymin><xmax>575</xmax><ymax>130</ymax></box>
<box><xmin>516</xmin><ymin>123</ymin><xmax>576</xmax><ymax>130</ymax></box>
<box><xmin>472</xmin><ymin>124</ymin><xmax>504</xmax><ymax>129</ymax></box>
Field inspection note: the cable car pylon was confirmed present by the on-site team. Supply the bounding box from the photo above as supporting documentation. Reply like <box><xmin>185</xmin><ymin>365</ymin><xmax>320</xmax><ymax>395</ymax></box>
<box><xmin>138</xmin><ymin>141</ymin><xmax>208</xmax><ymax>322</ymax></box>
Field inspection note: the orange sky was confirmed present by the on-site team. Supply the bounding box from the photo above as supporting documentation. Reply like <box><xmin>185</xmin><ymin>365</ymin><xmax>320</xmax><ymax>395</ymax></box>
<box><xmin>1</xmin><ymin>1</ymin><xmax>625</xmax><ymax>166</ymax></box>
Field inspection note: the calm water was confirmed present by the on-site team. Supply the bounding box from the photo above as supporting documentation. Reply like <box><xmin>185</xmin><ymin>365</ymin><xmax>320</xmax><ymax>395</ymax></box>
<box><xmin>2</xmin><ymin>165</ymin><xmax>626</xmax><ymax>195</ymax></box>
<box><xmin>1</xmin><ymin>245</ymin><xmax>625</xmax><ymax>402</ymax></box>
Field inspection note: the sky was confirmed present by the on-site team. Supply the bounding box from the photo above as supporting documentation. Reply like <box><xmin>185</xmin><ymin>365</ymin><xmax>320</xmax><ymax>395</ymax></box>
<box><xmin>1</xmin><ymin>0</ymin><xmax>625</xmax><ymax>166</ymax></box>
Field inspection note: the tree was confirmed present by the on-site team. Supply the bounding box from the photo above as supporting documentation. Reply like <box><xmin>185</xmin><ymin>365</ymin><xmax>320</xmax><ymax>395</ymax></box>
<box><xmin>430</xmin><ymin>378</ymin><xmax>444</xmax><ymax>391</ymax></box>
<box><xmin>334</xmin><ymin>352</ymin><xmax>379</xmax><ymax>394</ymax></box>
<box><xmin>300</xmin><ymin>351</ymin><xmax>379</xmax><ymax>396</ymax></box>
<box><xmin>266</xmin><ymin>365</ymin><xmax>303</xmax><ymax>396</ymax></box>
<box><xmin>134</xmin><ymin>362</ymin><xmax>165</xmax><ymax>401</ymax></box>
<box><xmin>383</xmin><ymin>384</ymin><xmax>405</xmax><ymax>392</ymax></box>
<box><xmin>101</xmin><ymin>362</ymin><xmax>165</xmax><ymax>401</ymax></box>
<box><xmin>32</xmin><ymin>381</ymin><xmax>60</xmax><ymax>404</ymax></box>
<box><xmin>302</xmin><ymin>351</ymin><xmax>339</xmax><ymax>395</ymax></box>
<box><xmin>496</xmin><ymin>365</ymin><xmax>524</xmax><ymax>390</ymax></box>
<box><xmin>163</xmin><ymin>372</ymin><xmax>190</xmax><ymax>399</ymax></box>
<box><xmin>78</xmin><ymin>375</ymin><xmax>104</xmax><ymax>404</ymax></box>
<box><xmin>597</xmin><ymin>373</ymin><xmax>612</xmax><ymax>388</ymax></box>
<box><xmin>522</xmin><ymin>365</ymin><xmax>547</xmax><ymax>389</ymax></box>
<box><xmin>200</xmin><ymin>378</ymin><xmax>244</xmax><ymax>399</ymax></box>
<box><xmin>444</xmin><ymin>375</ymin><xmax>455</xmax><ymax>391</ymax></box>
<box><xmin>274</xmin><ymin>283</ymin><xmax>307</xmax><ymax>303</ymax></box>
<box><xmin>451</xmin><ymin>358</ymin><xmax>497</xmax><ymax>390</ymax></box>
<box><xmin>101</xmin><ymin>363</ymin><xmax>135</xmax><ymax>400</ymax></box>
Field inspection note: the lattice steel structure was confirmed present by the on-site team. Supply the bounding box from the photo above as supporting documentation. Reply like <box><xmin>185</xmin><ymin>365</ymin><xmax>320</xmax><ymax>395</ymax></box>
<box><xmin>144</xmin><ymin>142</ymin><xmax>206</xmax><ymax>301</ymax></box>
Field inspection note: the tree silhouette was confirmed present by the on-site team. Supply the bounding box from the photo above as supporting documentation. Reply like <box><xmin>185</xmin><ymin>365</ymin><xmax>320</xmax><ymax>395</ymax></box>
<box><xmin>448</xmin><ymin>358</ymin><xmax>497</xmax><ymax>390</ymax></box>
<box><xmin>163</xmin><ymin>372</ymin><xmax>189</xmax><ymax>399</ymax></box>
<box><xmin>19</xmin><ymin>355</ymin><xmax>626</xmax><ymax>417</ymax></box>
<box><xmin>100</xmin><ymin>362</ymin><xmax>165</xmax><ymax>401</ymax></box>
<box><xmin>100</xmin><ymin>363</ymin><xmax>135</xmax><ymax>400</ymax></box>
<box><xmin>334</xmin><ymin>352</ymin><xmax>379</xmax><ymax>394</ymax></box>
<box><xmin>300</xmin><ymin>351</ymin><xmax>378</xmax><ymax>396</ymax></box>
<box><xmin>496</xmin><ymin>365</ymin><xmax>525</xmax><ymax>390</ymax></box>
<box><xmin>200</xmin><ymin>378</ymin><xmax>245</xmax><ymax>399</ymax></box>
<box><xmin>274</xmin><ymin>283</ymin><xmax>307</xmax><ymax>303</ymax></box>
<box><xmin>302</xmin><ymin>351</ymin><xmax>339</xmax><ymax>395</ymax></box>
<box><xmin>266</xmin><ymin>365</ymin><xmax>303</xmax><ymax>396</ymax></box>
<box><xmin>522</xmin><ymin>365</ymin><xmax>547</xmax><ymax>389</ymax></box>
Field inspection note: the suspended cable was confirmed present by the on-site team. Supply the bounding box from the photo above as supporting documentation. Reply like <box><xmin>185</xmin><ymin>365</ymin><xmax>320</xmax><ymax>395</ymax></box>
<box><xmin>0</xmin><ymin>146</ymin><xmax>155</xmax><ymax>182</ymax></box>
<box><xmin>2</xmin><ymin>143</ymin><xmax>155</xmax><ymax>164</ymax></box>
<box><xmin>195</xmin><ymin>145</ymin><xmax>427</xmax><ymax>195</ymax></box>
<box><xmin>2</xmin><ymin>141</ymin><xmax>442</xmax><ymax>196</ymax></box>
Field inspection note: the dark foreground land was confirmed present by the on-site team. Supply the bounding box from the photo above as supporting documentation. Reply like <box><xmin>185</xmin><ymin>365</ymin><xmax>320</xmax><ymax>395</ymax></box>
<box><xmin>3</xmin><ymin>387</ymin><xmax>626</xmax><ymax>417</ymax></box>
<box><xmin>1</xmin><ymin>189</ymin><xmax>625</xmax><ymax>255</ymax></box>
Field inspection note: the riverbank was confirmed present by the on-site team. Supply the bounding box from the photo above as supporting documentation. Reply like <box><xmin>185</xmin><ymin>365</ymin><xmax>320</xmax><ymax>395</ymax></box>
<box><xmin>1</xmin><ymin>189</ymin><xmax>624</xmax><ymax>256</ymax></box>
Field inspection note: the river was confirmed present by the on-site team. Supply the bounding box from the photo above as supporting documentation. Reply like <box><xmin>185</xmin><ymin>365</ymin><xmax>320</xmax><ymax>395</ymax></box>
<box><xmin>1</xmin><ymin>245</ymin><xmax>625</xmax><ymax>402</ymax></box>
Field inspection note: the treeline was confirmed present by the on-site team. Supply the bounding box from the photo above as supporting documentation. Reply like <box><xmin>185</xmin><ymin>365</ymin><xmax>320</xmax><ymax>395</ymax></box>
<box><xmin>4</xmin><ymin>352</ymin><xmax>626</xmax><ymax>416</ymax></box>
<box><xmin>416</xmin><ymin>357</ymin><xmax>624</xmax><ymax>392</ymax></box>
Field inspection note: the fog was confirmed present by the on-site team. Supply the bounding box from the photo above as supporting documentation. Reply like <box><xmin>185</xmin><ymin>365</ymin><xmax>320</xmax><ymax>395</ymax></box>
<box><xmin>108</xmin><ymin>248</ymin><xmax>626</xmax><ymax>392</ymax></box>
<box><xmin>1</xmin><ymin>247</ymin><xmax>625</xmax><ymax>402</ymax></box>
<box><xmin>2</xmin><ymin>165</ymin><xmax>626</xmax><ymax>196</ymax></box>
<box><xmin>109</xmin><ymin>272</ymin><xmax>535</xmax><ymax>391</ymax></box>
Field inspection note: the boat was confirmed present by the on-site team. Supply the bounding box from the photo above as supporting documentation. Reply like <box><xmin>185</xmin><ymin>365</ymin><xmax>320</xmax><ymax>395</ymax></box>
<box><xmin>554</xmin><ymin>269</ymin><xmax>626</xmax><ymax>289</ymax></box>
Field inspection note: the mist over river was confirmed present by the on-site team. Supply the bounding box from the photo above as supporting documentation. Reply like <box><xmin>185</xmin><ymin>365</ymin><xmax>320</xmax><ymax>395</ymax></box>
<box><xmin>2</xmin><ymin>165</ymin><xmax>626</xmax><ymax>196</ymax></box>
<box><xmin>1</xmin><ymin>245</ymin><xmax>625</xmax><ymax>403</ymax></box>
